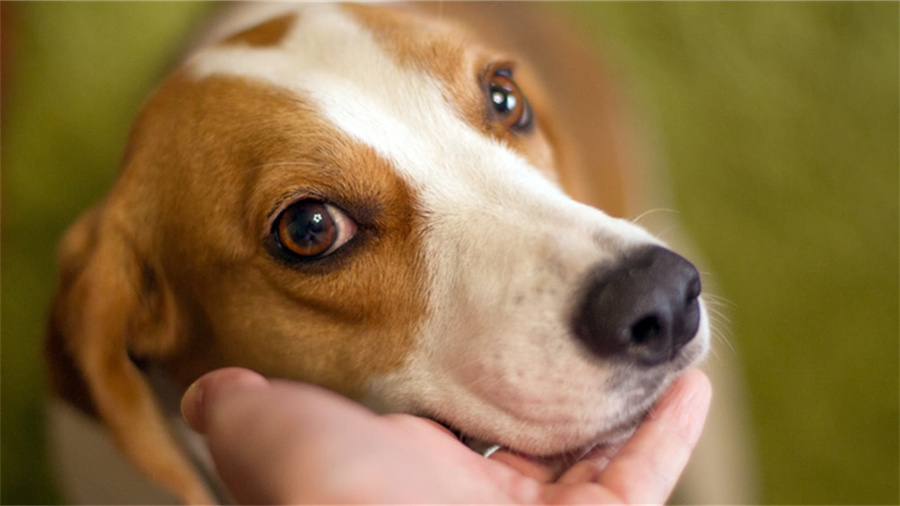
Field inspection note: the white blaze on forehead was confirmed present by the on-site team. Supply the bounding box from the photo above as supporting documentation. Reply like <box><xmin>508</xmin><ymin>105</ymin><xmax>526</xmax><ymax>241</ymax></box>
<box><xmin>188</xmin><ymin>4</ymin><xmax>563</xmax><ymax>204</ymax></box>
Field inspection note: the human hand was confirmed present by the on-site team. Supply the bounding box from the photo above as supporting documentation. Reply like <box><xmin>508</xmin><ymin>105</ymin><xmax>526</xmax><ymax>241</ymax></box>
<box><xmin>181</xmin><ymin>367</ymin><xmax>711</xmax><ymax>504</ymax></box>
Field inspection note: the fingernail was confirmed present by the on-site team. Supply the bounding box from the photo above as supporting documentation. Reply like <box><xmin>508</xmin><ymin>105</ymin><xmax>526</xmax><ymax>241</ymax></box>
<box><xmin>181</xmin><ymin>379</ymin><xmax>207</xmax><ymax>433</ymax></box>
<box><xmin>181</xmin><ymin>368</ymin><xmax>270</xmax><ymax>434</ymax></box>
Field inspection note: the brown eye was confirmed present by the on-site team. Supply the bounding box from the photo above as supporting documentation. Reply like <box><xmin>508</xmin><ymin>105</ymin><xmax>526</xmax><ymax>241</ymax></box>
<box><xmin>487</xmin><ymin>68</ymin><xmax>532</xmax><ymax>131</ymax></box>
<box><xmin>273</xmin><ymin>200</ymin><xmax>357</xmax><ymax>259</ymax></box>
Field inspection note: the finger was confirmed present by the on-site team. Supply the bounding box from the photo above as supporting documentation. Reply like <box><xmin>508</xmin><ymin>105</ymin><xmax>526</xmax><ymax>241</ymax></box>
<box><xmin>591</xmin><ymin>369</ymin><xmax>712</xmax><ymax>504</ymax></box>
<box><xmin>488</xmin><ymin>450</ymin><xmax>558</xmax><ymax>483</ymax></box>
<box><xmin>600</xmin><ymin>369</ymin><xmax>712</xmax><ymax>503</ymax></box>
<box><xmin>182</xmin><ymin>368</ymin><xmax>300</xmax><ymax>504</ymax></box>
<box><xmin>182</xmin><ymin>367</ymin><xmax>367</xmax><ymax>504</ymax></box>
<box><xmin>555</xmin><ymin>442</ymin><xmax>624</xmax><ymax>485</ymax></box>
<box><xmin>181</xmin><ymin>367</ymin><xmax>268</xmax><ymax>434</ymax></box>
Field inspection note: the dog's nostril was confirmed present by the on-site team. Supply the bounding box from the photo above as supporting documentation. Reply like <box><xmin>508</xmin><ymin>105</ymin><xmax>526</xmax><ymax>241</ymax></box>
<box><xmin>574</xmin><ymin>245</ymin><xmax>702</xmax><ymax>366</ymax></box>
<box><xmin>630</xmin><ymin>315</ymin><xmax>663</xmax><ymax>345</ymax></box>
<box><xmin>687</xmin><ymin>276</ymin><xmax>702</xmax><ymax>304</ymax></box>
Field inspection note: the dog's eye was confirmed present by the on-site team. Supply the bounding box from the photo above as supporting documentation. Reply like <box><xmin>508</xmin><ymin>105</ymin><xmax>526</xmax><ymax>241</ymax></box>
<box><xmin>273</xmin><ymin>200</ymin><xmax>357</xmax><ymax>259</ymax></box>
<box><xmin>487</xmin><ymin>67</ymin><xmax>532</xmax><ymax>131</ymax></box>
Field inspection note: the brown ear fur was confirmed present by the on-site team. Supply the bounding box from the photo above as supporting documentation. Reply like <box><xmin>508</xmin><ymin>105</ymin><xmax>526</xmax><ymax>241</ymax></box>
<box><xmin>46</xmin><ymin>204</ymin><xmax>214</xmax><ymax>505</ymax></box>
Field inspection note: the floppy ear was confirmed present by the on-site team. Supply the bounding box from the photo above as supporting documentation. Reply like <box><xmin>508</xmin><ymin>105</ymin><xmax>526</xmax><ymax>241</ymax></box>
<box><xmin>46</xmin><ymin>204</ymin><xmax>214</xmax><ymax>505</ymax></box>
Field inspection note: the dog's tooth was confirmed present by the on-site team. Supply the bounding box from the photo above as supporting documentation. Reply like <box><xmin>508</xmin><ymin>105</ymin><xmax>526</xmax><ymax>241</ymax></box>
<box><xmin>461</xmin><ymin>436</ymin><xmax>502</xmax><ymax>457</ymax></box>
<box><xmin>481</xmin><ymin>444</ymin><xmax>502</xmax><ymax>458</ymax></box>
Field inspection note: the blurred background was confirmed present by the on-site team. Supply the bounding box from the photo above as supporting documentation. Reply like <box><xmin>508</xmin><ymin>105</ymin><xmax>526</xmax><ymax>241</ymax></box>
<box><xmin>2</xmin><ymin>2</ymin><xmax>897</xmax><ymax>504</ymax></box>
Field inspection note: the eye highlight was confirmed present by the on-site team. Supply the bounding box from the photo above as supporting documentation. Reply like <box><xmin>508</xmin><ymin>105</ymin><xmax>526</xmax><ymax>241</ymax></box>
<box><xmin>486</xmin><ymin>66</ymin><xmax>532</xmax><ymax>132</ymax></box>
<box><xmin>273</xmin><ymin>200</ymin><xmax>357</xmax><ymax>259</ymax></box>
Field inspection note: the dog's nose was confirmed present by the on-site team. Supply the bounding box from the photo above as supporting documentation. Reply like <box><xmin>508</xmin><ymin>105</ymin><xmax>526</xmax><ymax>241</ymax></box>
<box><xmin>574</xmin><ymin>245</ymin><xmax>702</xmax><ymax>366</ymax></box>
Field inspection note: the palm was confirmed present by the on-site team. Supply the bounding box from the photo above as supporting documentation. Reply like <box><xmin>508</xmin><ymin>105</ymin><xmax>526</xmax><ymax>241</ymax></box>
<box><xmin>358</xmin><ymin>413</ymin><xmax>624</xmax><ymax>504</ymax></box>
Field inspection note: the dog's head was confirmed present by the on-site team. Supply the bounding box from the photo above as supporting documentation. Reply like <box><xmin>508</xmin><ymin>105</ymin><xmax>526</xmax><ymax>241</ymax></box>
<box><xmin>47</xmin><ymin>3</ymin><xmax>709</xmax><ymax>503</ymax></box>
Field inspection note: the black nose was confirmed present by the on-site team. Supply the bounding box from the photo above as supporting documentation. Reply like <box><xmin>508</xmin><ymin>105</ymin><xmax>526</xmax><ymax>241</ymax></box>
<box><xmin>574</xmin><ymin>245</ymin><xmax>702</xmax><ymax>366</ymax></box>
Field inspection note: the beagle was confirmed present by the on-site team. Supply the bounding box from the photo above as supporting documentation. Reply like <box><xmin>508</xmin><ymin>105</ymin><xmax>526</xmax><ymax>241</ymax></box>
<box><xmin>46</xmin><ymin>2</ymin><xmax>709</xmax><ymax>504</ymax></box>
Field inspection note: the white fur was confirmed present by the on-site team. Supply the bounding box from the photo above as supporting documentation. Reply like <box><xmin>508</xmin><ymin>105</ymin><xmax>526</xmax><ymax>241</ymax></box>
<box><xmin>189</xmin><ymin>4</ymin><xmax>709</xmax><ymax>456</ymax></box>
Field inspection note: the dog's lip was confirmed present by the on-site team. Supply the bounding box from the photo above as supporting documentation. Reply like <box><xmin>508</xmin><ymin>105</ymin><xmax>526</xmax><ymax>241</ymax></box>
<box><xmin>492</xmin><ymin>439</ymin><xmax>629</xmax><ymax>481</ymax></box>
<box><xmin>428</xmin><ymin>407</ymin><xmax>647</xmax><ymax>476</ymax></box>
<box><xmin>458</xmin><ymin>432</ymin><xmax>631</xmax><ymax>482</ymax></box>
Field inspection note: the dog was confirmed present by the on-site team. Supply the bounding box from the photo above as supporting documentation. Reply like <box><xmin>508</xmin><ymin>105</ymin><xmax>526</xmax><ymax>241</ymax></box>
<box><xmin>46</xmin><ymin>2</ymin><xmax>710</xmax><ymax>504</ymax></box>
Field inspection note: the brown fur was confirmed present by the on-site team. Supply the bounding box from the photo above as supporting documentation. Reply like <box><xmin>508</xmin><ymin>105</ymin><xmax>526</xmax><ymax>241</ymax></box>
<box><xmin>47</xmin><ymin>71</ymin><xmax>431</xmax><ymax>503</ymax></box>
<box><xmin>346</xmin><ymin>4</ymin><xmax>559</xmax><ymax>177</ymax></box>
<box><xmin>46</xmin><ymin>203</ymin><xmax>213</xmax><ymax>504</ymax></box>
<box><xmin>223</xmin><ymin>13</ymin><xmax>297</xmax><ymax>48</ymax></box>
<box><xmin>46</xmin><ymin>3</ymin><xmax>641</xmax><ymax>503</ymax></box>
<box><xmin>409</xmin><ymin>2</ymin><xmax>637</xmax><ymax>215</ymax></box>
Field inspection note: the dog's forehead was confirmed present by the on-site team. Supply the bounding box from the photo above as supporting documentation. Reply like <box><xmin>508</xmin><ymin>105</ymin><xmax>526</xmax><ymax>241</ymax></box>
<box><xmin>188</xmin><ymin>3</ymin><xmax>558</xmax><ymax>203</ymax></box>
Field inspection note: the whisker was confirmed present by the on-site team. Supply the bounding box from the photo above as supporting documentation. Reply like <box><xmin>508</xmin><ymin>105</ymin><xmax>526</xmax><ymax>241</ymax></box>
<box><xmin>707</xmin><ymin>311</ymin><xmax>737</xmax><ymax>356</ymax></box>
<box><xmin>703</xmin><ymin>292</ymin><xmax>737</xmax><ymax>311</ymax></box>
<box><xmin>630</xmin><ymin>208</ymin><xmax>678</xmax><ymax>226</ymax></box>
<box><xmin>698</xmin><ymin>288</ymin><xmax>738</xmax><ymax>357</ymax></box>
<box><xmin>651</xmin><ymin>225</ymin><xmax>678</xmax><ymax>243</ymax></box>
<box><xmin>708</xmin><ymin>305</ymin><xmax>733</xmax><ymax>323</ymax></box>
<box><xmin>711</xmin><ymin>326</ymin><xmax>736</xmax><ymax>358</ymax></box>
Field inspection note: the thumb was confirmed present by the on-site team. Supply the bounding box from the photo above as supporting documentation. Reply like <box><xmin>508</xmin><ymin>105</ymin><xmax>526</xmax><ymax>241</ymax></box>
<box><xmin>181</xmin><ymin>368</ymin><xmax>298</xmax><ymax>504</ymax></box>
<box><xmin>181</xmin><ymin>367</ymin><xmax>270</xmax><ymax>435</ymax></box>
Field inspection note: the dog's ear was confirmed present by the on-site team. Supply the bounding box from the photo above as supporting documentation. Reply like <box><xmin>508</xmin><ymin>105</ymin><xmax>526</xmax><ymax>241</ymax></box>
<box><xmin>46</xmin><ymin>203</ymin><xmax>214</xmax><ymax>505</ymax></box>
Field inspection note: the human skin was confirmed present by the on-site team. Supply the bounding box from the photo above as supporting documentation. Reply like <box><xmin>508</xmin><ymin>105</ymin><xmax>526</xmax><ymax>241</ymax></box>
<box><xmin>181</xmin><ymin>367</ymin><xmax>711</xmax><ymax>504</ymax></box>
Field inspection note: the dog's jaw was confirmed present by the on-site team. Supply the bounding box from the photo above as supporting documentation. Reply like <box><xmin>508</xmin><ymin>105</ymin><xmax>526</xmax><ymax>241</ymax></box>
<box><xmin>366</xmin><ymin>298</ymin><xmax>710</xmax><ymax>459</ymax></box>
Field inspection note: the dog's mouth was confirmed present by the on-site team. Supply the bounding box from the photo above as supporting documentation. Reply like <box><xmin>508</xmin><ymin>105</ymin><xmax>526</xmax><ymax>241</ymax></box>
<box><xmin>429</xmin><ymin>407</ymin><xmax>649</xmax><ymax>479</ymax></box>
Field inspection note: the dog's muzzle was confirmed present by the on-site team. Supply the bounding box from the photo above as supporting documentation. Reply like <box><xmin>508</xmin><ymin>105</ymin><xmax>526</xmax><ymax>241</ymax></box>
<box><xmin>574</xmin><ymin>245</ymin><xmax>702</xmax><ymax>366</ymax></box>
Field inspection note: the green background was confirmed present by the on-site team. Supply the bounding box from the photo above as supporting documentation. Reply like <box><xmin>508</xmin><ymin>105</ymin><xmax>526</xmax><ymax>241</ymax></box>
<box><xmin>2</xmin><ymin>2</ymin><xmax>897</xmax><ymax>504</ymax></box>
